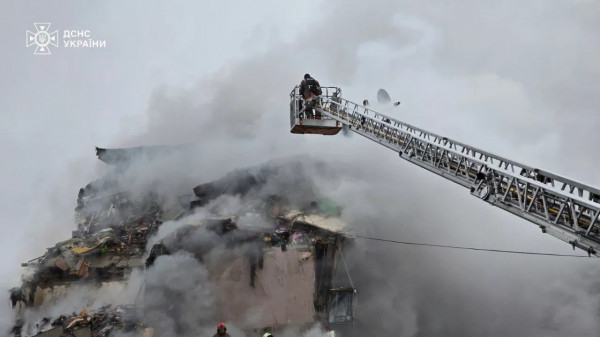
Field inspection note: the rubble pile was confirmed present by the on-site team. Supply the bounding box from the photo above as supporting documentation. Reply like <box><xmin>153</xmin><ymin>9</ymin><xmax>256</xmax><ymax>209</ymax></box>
<box><xmin>75</xmin><ymin>191</ymin><xmax>162</xmax><ymax>256</ymax></box>
<box><xmin>14</xmin><ymin>305</ymin><xmax>148</xmax><ymax>337</ymax></box>
<box><xmin>15</xmin><ymin>187</ymin><xmax>164</xmax><ymax>310</ymax></box>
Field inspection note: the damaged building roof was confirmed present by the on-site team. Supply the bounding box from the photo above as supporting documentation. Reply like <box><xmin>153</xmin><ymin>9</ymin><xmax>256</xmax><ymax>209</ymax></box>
<box><xmin>95</xmin><ymin>145</ymin><xmax>190</xmax><ymax>166</ymax></box>
<box><xmin>11</xmin><ymin>146</ymin><xmax>355</xmax><ymax>336</ymax></box>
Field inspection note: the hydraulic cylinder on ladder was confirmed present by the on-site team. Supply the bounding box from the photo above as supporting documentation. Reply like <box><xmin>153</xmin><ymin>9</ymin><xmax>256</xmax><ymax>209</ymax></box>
<box><xmin>290</xmin><ymin>85</ymin><xmax>600</xmax><ymax>257</ymax></box>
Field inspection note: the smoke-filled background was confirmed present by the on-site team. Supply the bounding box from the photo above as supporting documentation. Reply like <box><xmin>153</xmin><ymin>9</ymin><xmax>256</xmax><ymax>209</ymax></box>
<box><xmin>1</xmin><ymin>0</ymin><xmax>600</xmax><ymax>336</ymax></box>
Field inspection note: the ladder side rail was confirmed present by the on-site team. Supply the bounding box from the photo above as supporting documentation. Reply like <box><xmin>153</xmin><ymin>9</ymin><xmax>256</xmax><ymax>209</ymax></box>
<box><xmin>320</xmin><ymin>97</ymin><xmax>600</xmax><ymax>207</ymax></box>
<box><xmin>316</xmin><ymin>98</ymin><xmax>600</xmax><ymax>255</ymax></box>
<box><xmin>290</xmin><ymin>87</ymin><xmax>298</xmax><ymax>129</ymax></box>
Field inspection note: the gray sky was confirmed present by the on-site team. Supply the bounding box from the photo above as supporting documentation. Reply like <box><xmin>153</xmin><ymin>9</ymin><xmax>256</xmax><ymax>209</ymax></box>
<box><xmin>1</xmin><ymin>0</ymin><xmax>600</xmax><ymax>335</ymax></box>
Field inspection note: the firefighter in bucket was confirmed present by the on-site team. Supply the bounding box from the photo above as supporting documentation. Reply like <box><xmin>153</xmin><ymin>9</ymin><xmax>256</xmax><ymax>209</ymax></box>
<box><xmin>299</xmin><ymin>74</ymin><xmax>322</xmax><ymax>118</ymax></box>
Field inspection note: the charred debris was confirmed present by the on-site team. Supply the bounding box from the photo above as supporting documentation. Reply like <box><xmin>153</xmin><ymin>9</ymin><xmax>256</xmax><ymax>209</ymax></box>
<box><xmin>11</xmin><ymin>147</ymin><xmax>357</xmax><ymax>336</ymax></box>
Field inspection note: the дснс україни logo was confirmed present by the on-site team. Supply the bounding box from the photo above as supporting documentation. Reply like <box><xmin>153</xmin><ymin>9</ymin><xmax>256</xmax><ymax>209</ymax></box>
<box><xmin>26</xmin><ymin>23</ymin><xmax>58</xmax><ymax>55</ymax></box>
<box><xmin>25</xmin><ymin>23</ymin><xmax>107</xmax><ymax>54</ymax></box>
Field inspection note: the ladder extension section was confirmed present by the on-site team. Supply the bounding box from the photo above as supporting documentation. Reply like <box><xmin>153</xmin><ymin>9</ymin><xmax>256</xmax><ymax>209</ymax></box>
<box><xmin>311</xmin><ymin>95</ymin><xmax>600</xmax><ymax>257</ymax></box>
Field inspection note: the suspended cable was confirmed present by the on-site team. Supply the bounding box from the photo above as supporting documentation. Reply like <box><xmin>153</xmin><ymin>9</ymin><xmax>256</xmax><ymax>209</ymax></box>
<box><xmin>336</xmin><ymin>236</ymin><xmax>354</xmax><ymax>289</ymax></box>
<box><xmin>135</xmin><ymin>278</ymin><xmax>145</xmax><ymax>306</ymax></box>
<box><xmin>354</xmin><ymin>235</ymin><xmax>597</xmax><ymax>258</ymax></box>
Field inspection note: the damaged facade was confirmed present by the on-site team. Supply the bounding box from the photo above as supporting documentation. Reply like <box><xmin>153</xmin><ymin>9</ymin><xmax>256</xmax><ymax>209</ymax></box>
<box><xmin>10</xmin><ymin>147</ymin><xmax>356</xmax><ymax>336</ymax></box>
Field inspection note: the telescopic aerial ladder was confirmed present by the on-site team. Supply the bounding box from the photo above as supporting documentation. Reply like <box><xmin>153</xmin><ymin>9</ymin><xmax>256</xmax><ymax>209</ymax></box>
<box><xmin>289</xmin><ymin>86</ymin><xmax>600</xmax><ymax>257</ymax></box>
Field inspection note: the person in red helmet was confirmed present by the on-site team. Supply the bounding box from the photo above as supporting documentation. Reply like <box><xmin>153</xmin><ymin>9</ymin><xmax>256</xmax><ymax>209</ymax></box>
<box><xmin>213</xmin><ymin>322</ymin><xmax>231</xmax><ymax>337</ymax></box>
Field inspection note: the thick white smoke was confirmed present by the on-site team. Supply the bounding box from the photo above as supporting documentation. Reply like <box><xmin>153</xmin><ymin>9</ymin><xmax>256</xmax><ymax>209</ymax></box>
<box><xmin>3</xmin><ymin>0</ymin><xmax>600</xmax><ymax>336</ymax></box>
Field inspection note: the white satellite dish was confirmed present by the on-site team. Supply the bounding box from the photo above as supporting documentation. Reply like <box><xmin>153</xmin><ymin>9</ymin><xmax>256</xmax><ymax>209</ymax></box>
<box><xmin>377</xmin><ymin>89</ymin><xmax>391</xmax><ymax>105</ymax></box>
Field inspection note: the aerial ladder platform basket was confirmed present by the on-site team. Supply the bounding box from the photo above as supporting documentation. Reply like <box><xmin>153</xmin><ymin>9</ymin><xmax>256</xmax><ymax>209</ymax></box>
<box><xmin>290</xmin><ymin>86</ymin><xmax>343</xmax><ymax>135</ymax></box>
